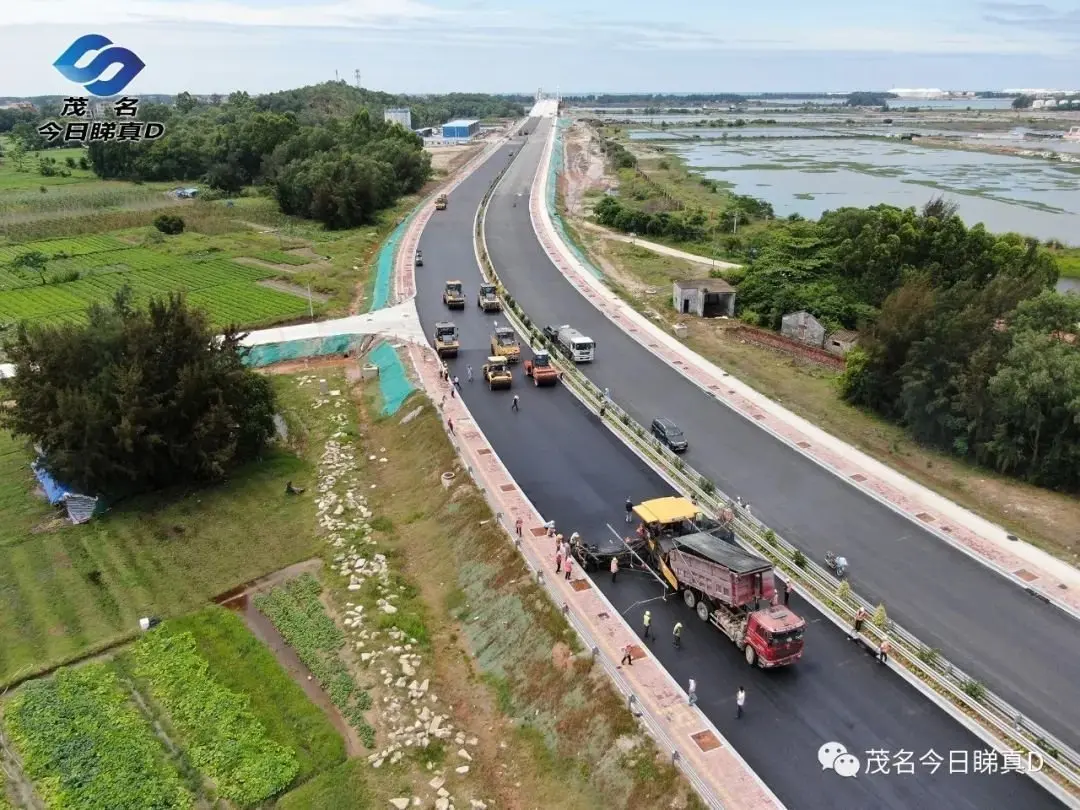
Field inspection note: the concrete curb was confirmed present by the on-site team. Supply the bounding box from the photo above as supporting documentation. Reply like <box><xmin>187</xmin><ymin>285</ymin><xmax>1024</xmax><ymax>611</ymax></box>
<box><xmin>527</xmin><ymin>116</ymin><xmax>1080</xmax><ymax>620</ymax></box>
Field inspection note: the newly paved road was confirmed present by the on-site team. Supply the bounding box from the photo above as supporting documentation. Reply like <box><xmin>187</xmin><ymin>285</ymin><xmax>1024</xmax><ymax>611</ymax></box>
<box><xmin>412</xmin><ymin>125</ymin><xmax>1062</xmax><ymax>810</ymax></box>
<box><xmin>481</xmin><ymin>116</ymin><xmax>1080</xmax><ymax>747</ymax></box>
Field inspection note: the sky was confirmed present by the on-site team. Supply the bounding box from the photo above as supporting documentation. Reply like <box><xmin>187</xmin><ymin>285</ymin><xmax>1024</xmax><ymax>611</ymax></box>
<box><xmin>2</xmin><ymin>0</ymin><xmax>1080</xmax><ymax>97</ymax></box>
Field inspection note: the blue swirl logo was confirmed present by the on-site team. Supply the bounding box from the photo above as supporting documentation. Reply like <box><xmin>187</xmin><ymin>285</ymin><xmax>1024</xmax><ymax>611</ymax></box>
<box><xmin>53</xmin><ymin>34</ymin><xmax>146</xmax><ymax>97</ymax></box>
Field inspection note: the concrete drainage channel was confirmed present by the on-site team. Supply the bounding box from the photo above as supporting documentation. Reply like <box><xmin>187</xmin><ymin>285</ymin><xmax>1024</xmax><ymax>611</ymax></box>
<box><xmin>472</xmin><ymin>148</ymin><xmax>1080</xmax><ymax>807</ymax></box>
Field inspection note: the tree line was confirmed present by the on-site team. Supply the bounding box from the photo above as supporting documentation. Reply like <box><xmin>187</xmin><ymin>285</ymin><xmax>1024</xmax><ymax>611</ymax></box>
<box><xmin>86</xmin><ymin>90</ymin><xmax>432</xmax><ymax>229</ymax></box>
<box><xmin>592</xmin><ymin>193</ymin><xmax>774</xmax><ymax>244</ymax></box>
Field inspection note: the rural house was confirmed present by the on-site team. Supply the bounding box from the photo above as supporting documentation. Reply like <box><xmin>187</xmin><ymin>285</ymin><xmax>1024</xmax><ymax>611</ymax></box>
<box><xmin>781</xmin><ymin>310</ymin><xmax>826</xmax><ymax>348</ymax></box>
<box><xmin>672</xmin><ymin>278</ymin><xmax>736</xmax><ymax>318</ymax></box>
<box><xmin>825</xmin><ymin>330</ymin><xmax>859</xmax><ymax>356</ymax></box>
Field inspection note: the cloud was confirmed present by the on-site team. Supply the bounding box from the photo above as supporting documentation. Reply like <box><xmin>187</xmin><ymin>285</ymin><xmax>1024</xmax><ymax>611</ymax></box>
<box><xmin>981</xmin><ymin>1</ymin><xmax>1080</xmax><ymax>34</ymax></box>
<box><xmin>3</xmin><ymin>0</ymin><xmax>448</xmax><ymax>27</ymax></box>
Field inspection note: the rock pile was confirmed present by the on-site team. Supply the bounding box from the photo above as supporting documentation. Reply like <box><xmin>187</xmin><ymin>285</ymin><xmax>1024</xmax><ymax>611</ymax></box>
<box><xmin>298</xmin><ymin>375</ymin><xmax>490</xmax><ymax>810</ymax></box>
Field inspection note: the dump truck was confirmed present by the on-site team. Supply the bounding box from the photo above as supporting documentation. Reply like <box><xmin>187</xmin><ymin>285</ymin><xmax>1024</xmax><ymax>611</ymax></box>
<box><xmin>433</xmin><ymin>321</ymin><xmax>459</xmax><ymax>358</ymax></box>
<box><xmin>490</xmin><ymin>325</ymin><xmax>521</xmax><ymax>363</ymax></box>
<box><xmin>443</xmin><ymin>280</ymin><xmax>465</xmax><ymax>309</ymax></box>
<box><xmin>632</xmin><ymin>497</ymin><xmax>806</xmax><ymax>668</ymax></box>
<box><xmin>542</xmin><ymin>324</ymin><xmax>595</xmax><ymax>363</ymax></box>
<box><xmin>524</xmin><ymin>349</ymin><xmax>559</xmax><ymax>386</ymax></box>
<box><xmin>434</xmin><ymin>194</ymin><xmax>448</xmax><ymax>211</ymax></box>
<box><xmin>477</xmin><ymin>283</ymin><xmax>502</xmax><ymax>312</ymax></box>
<box><xmin>482</xmin><ymin>356</ymin><xmax>512</xmax><ymax>390</ymax></box>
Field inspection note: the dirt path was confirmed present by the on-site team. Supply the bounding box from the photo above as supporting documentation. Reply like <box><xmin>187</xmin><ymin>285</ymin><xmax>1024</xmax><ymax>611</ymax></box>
<box><xmin>213</xmin><ymin>560</ymin><xmax>366</xmax><ymax>758</ymax></box>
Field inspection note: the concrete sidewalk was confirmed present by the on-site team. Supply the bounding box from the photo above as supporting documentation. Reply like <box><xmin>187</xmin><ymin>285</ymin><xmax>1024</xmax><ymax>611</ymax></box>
<box><xmin>529</xmin><ymin>118</ymin><xmax>1080</xmax><ymax>615</ymax></box>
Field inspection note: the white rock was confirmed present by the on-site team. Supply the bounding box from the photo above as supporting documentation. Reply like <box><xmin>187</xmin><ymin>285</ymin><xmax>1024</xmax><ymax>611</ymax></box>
<box><xmin>455</xmin><ymin>765</ymin><xmax>470</xmax><ymax>774</ymax></box>
<box><xmin>437</xmin><ymin>788</ymin><xmax>450</xmax><ymax>798</ymax></box>
<box><xmin>457</xmin><ymin>748</ymin><xmax>472</xmax><ymax>761</ymax></box>
<box><xmin>381</xmin><ymin>603</ymin><xmax>398</xmax><ymax>614</ymax></box>
<box><xmin>390</xmin><ymin>800</ymin><xmax>410</xmax><ymax>810</ymax></box>
<box><xmin>429</xmin><ymin>776</ymin><xmax>446</xmax><ymax>790</ymax></box>
<box><xmin>436</xmin><ymin>800</ymin><xmax>450</xmax><ymax>810</ymax></box>
<box><xmin>372</xmin><ymin>758</ymin><xmax>384</xmax><ymax>768</ymax></box>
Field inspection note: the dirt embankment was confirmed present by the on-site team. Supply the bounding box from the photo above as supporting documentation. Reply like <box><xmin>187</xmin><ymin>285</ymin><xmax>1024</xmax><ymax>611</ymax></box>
<box><xmin>562</xmin><ymin>121</ymin><xmax>617</xmax><ymax>218</ymax></box>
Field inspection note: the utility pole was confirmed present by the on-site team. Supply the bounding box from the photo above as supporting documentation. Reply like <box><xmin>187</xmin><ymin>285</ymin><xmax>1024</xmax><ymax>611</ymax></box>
<box><xmin>733</xmin><ymin>210</ymin><xmax>739</xmax><ymax>234</ymax></box>
<box><xmin>354</xmin><ymin>69</ymin><xmax>361</xmax><ymax>90</ymax></box>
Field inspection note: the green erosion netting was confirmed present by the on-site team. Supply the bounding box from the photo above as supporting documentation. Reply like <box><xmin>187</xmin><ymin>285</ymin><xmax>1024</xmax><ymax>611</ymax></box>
<box><xmin>241</xmin><ymin>195</ymin><xmax>417</xmax><ymax>414</ymax></box>
<box><xmin>547</xmin><ymin>118</ymin><xmax>604</xmax><ymax>280</ymax></box>
<box><xmin>369</xmin><ymin>341</ymin><xmax>413</xmax><ymax>415</ymax></box>
<box><xmin>242</xmin><ymin>335</ymin><xmax>361</xmax><ymax>368</ymax></box>
<box><xmin>369</xmin><ymin>216</ymin><xmax>410</xmax><ymax>312</ymax></box>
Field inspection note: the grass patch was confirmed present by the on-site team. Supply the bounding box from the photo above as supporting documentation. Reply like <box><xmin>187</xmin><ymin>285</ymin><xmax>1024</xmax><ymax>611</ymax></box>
<box><xmin>154</xmin><ymin>605</ymin><xmax>346</xmax><ymax>784</ymax></box>
<box><xmin>1049</xmin><ymin>247</ymin><xmax>1080</xmax><ymax>278</ymax></box>
<box><xmin>253</xmin><ymin>250</ymin><xmax>313</xmax><ymax>266</ymax></box>
<box><xmin>3</xmin><ymin>662</ymin><xmax>192</xmax><ymax>810</ymax></box>
<box><xmin>0</xmin><ymin>145</ymin><xmax>98</xmax><ymax>192</ymax></box>
<box><xmin>275</xmin><ymin>759</ymin><xmax>373</xmax><ymax>810</ymax></box>
<box><xmin>0</xmin><ymin>375</ymin><xmax>322</xmax><ymax>687</ymax></box>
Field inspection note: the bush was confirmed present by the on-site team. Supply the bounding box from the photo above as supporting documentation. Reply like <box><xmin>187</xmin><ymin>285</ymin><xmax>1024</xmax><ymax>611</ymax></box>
<box><xmin>792</xmin><ymin>549</ymin><xmax>807</xmax><ymax>568</ymax></box>
<box><xmin>153</xmin><ymin>213</ymin><xmax>185</xmax><ymax>234</ymax></box>
<box><xmin>699</xmin><ymin>477</ymin><xmax>715</xmax><ymax>495</ymax></box>
<box><xmin>961</xmin><ymin>678</ymin><xmax>986</xmax><ymax>701</ymax></box>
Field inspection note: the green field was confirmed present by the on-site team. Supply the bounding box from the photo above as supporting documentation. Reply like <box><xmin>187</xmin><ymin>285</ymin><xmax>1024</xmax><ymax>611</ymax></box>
<box><xmin>0</xmin><ymin>377</ymin><xmax>321</xmax><ymax>686</ymax></box>
<box><xmin>3</xmin><ymin>663</ymin><xmax>193</xmax><ymax>810</ymax></box>
<box><xmin>0</xmin><ymin>233</ymin><xmax>317</xmax><ymax>329</ymax></box>
<box><xmin>151</xmin><ymin>606</ymin><xmax>346</xmax><ymax>784</ymax></box>
<box><xmin>0</xmin><ymin>142</ymin><xmax>98</xmax><ymax>192</ymax></box>
<box><xmin>2</xmin><ymin>606</ymin><xmax>347</xmax><ymax>809</ymax></box>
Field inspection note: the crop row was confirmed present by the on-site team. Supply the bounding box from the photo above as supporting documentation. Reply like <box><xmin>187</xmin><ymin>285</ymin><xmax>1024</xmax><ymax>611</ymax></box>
<box><xmin>254</xmin><ymin>575</ymin><xmax>375</xmax><ymax>745</ymax></box>
<box><xmin>253</xmin><ymin>250</ymin><xmax>313</xmax><ymax>266</ymax></box>
<box><xmin>3</xmin><ymin>664</ymin><xmax>193</xmax><ymax>810</ymax></box>
<box><xmin>132</xmin><ymin>630</ymin><xmax>299</xmax><ymax>808</ymax></box>
<box><xmin>186</xmin><ymin>283</ymin><xmax>312</xmax><ymax>326</ymax></box>
<box><xmin>0</xmin><ymin>262</ymin><xmax>276</xmax><ymax>321</ymax></box>
<box><xmin>0</xmin><ymin>234</ymin><xmax>128</xmax><ymax>262</ymax></box>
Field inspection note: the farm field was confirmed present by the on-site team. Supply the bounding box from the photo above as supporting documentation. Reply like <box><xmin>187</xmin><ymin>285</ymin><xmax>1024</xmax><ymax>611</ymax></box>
<box><xmin>0</xmin><ymin>233</ymin><xmax>316</xmax><ymax>329</ymax></box>
<box><xmin>0</xmin><ymin>376</ymin><xmax>320</xmax><ymax>687</ymax></box>
<box><xmin>1</xmin><ymin>606</ymin><xmax>347</xmax><ymax>808</ymax></box>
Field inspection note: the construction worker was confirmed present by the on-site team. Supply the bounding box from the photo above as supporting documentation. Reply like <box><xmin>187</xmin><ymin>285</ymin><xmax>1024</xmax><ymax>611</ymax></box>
<box><xmin>625</xmin><ymin>497</ymin><xmax>633</xmax><ymax>523</ymax></box>
<box><xmin>851</xmin><ymin>606</ymin><xmax>867</xmax><ymax>639</ymax></box>
<box><xmin>688</xmin><ymin>678</ymin><xmax>698</xmax><ymax>707</ymax></box>
<box><xmin>878</xmin><ymin>638</ymin><xmax>891</xmax><ymax>664</ymax></box>
<box><xmin>673</xmin><ymin>621</ymin><xmax>684</xmax><ymax>648</ymax></box>
<box><xmin>621</xmin><ymin>644</ymin><xmax>634</xmax><ymax>666</ymax></box>
<box><xmin>564</xmin><ymin>555</ymin><xmax>574</xmax><ymax>581</ymax></box>
<box><xmin>466</xmin><ymin>365</ymin><xmax>473</xmax><ymax>381</ymax></box>
<box><xmin>610</xmin><ymin>556</ymin><xmax>619</xmax><ymax>583</ymax></box>
<box><xmin>514</xmin><ymin>517</ymin><xmax>523</xmax><ymax>538</ymax></box>
<box><xmin>512</xmin><ymin>394</ymin><xmax>520</xmax><ymax>411</ymax></box>
<box><xmin>555</xmin><ymin>549</ymin><xmax>563</xmax><ymax>574</ymax></box>
<box><xmin>736</xmin><ymin>686</ymin><xmax>746</xmax><ymax>719</ymax></box>
<box><xmin>642</xmin><ymin>610</ymin><xmax>652</xmax><ymax>640</ymax></box>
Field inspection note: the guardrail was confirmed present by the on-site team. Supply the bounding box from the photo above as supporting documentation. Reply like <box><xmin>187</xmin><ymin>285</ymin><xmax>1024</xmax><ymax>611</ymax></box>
<box><xmin>467</xmin><ymin>149</ymin><xmax>736</xmax><ymax>810</ymax></box>
<box><xmin>473</xmin><ymin>147</ymin><xmax>1080</xmax><ymax>807</ymax></box>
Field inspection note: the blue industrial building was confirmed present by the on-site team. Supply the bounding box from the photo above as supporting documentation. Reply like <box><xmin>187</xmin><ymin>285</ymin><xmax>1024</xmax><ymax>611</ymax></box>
<box><xmin>441</xmin><ymin>119</ymin><xmax>480</xmax><ymax>140</ymax></box>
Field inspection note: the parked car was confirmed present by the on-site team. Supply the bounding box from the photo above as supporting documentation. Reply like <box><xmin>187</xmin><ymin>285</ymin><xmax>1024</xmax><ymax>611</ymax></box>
<box><xmin>651</xmin><ymin>417</ymin><xmax>688</xmax><ymax>453</ymax></box>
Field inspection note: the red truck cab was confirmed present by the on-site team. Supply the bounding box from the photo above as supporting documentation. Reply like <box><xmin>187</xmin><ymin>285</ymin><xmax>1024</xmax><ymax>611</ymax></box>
<box><xmin>746</xmin><ymin>605</ymin><xmax>805</xmax><ymax>667</ymax></box>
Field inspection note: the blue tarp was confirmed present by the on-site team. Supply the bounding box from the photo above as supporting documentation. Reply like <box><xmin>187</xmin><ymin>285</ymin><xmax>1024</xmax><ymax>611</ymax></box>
<box><xmin>32</xmin><ymin>461</ymin><xmax>71</xmax><ymax>505</ymax></box>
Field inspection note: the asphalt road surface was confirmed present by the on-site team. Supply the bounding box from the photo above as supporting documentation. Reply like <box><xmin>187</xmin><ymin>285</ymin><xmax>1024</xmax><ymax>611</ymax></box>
<box><xmin>479</xmin><ymin>116</ymin><xmax>1080</xmax><ymax>748</ymax></box>
<box><xmin>412</xmin><ymin>125</ymin><xmax>1062</xmax><ymax>810</ymax></box>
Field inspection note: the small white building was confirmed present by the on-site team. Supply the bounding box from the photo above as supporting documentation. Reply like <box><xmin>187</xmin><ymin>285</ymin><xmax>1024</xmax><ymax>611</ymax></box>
<box><xmin>384</xmin><ymin>107</ymin><xmax>412</xmax><ymax>129</ymax></box>
<box><xmin>672</xmin><ymin>279</ymin><xmax>736</xmax><ymax>318</ymax></box>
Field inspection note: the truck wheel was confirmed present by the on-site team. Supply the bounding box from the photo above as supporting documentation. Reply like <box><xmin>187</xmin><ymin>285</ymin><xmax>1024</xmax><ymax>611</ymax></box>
<box><xmin>695</xmin><ymin>600</ymin><xmax>710</xmax><ymax>622</ymax></box>
<box><xmin>744</xmin><ymin>645</ymin><xmax>757</xmax><ymax>667</ymax></box>
<box><xmin>682</xmin><ymin>589</ymin><xmax>696</xmax><ymax>610</ymax></box>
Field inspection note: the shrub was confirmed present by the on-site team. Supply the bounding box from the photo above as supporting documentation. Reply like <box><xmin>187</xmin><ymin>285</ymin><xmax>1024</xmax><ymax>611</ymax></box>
<box><xmin>153</xmin><ymin>213</ymin><xmax>185</xmax><ymax>234</ymax></box>
<box><xmin>792</xmin><ymin>549</ymin><xmax>807</xmax><ymax>568</ymax></box>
